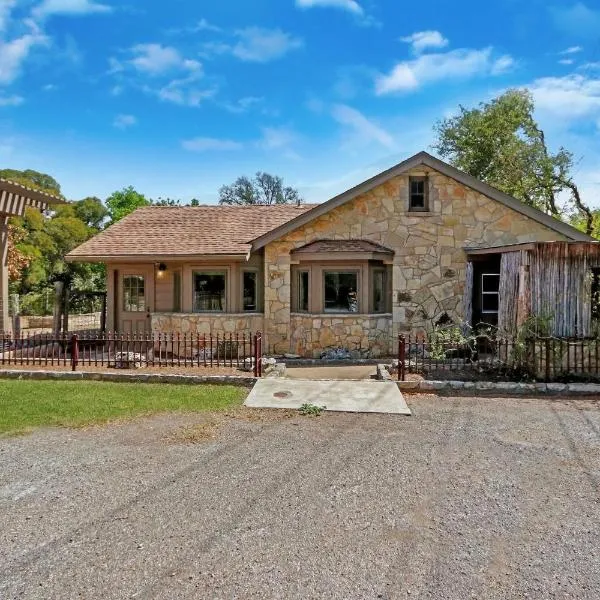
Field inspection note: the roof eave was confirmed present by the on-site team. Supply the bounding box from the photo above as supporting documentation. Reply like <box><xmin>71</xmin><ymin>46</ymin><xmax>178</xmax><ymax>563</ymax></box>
<box><xmin>66</xmin><ymin>252</ymin><xmax>251</xmax><ymax>263</ymax></box>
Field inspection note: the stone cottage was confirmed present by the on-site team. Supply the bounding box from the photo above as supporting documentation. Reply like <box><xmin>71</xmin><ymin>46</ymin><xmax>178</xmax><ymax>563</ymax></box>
<box><xmin>67</xmin><ymin>151</ymin><xmax>595</xmax><ymax>357</ymax></box>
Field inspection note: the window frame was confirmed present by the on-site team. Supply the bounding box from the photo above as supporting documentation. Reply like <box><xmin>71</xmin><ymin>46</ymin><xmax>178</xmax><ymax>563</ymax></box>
<box><xmin>192</xmin><ymin>270</ymin><xmax>227</xmax><ymax>313</ymax></box>
<box><xmin>408</xmin><ymin>175</ymin><xmax>429</xmax><ymax>212</ymax></box>
<box><xmin>295</xmin><ymin>269</ymin><xmax>310</xmax><ymax>313</ymax></box>
<box><xmin>323</xmin><ymin>270</ymin><xmax>360</xmax><ymax>314</ymax></box>
<box><xmin>122</xmin><ymin>275</ymin><xmax>146</xmax><ymax>313</ymax></box>
<box><xmin>241</xmin><ymin>269</ymin><xmax>260</xmax><ymax>313</ymax></box>
<box><xmin>371</xmin><ymin>267</ymin><xmax>388</xmax><ymax>314</ymax></box>
<box><xmin>480</xmin><ymin>273</ymin><xmax>500</xmax><ymax>314</ymax></box>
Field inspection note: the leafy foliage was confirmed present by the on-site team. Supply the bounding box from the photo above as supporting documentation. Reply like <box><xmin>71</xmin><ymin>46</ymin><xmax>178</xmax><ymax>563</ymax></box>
<box><xmin>433</xmin><ymin>89</ymin><xmax>594</xmax><ymax>235</ymax></box>
<box><xmin>0</xmin><ymin>168</ymin><xmax>62</xmax><ymax>196</ymax></box>
<box><xmin>219</xmin><ymin>172</ymin><xmax>303</xmax><ymax>205</ymax></box>
<box><xmin>105</xmin><ymin>185</ymin><xmax>150</xmax><ymax>223</ymax></box>
<box><xmin>299</xmin><ymin>403</ymin><xmax>326</xmax><ymax>416</ymax></box>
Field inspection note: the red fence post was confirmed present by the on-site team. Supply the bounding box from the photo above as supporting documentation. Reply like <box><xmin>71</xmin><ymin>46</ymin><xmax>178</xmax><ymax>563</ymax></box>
<box><xmin>398</xmin><ymin>334</ymin><xmax>406</xmax><ymax>382</ymax></box>
<box><xmin>253</xmin><ymin>332</ymin><xmax>259</xmax><ymax>378</ymax></box>
<box><xmin>258</xmin><ymin>332</ymin><xmax>263</xmax><ymax>377</ymax></box>
<box><xmin>71</xmin><ymin>334</ymin><xmax>79</xmax><ymax>371</ymax></box>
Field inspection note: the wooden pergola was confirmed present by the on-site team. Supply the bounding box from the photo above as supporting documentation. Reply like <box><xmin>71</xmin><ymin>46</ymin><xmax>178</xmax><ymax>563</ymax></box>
<box><xmin>0</xmin><ymin>178</ymin><xmax>65</xmax><ymax>332</ymax></box>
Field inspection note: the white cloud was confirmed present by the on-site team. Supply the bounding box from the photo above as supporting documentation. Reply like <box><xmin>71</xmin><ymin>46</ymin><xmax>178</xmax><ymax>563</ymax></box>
<box><xmin>400</xmin><ymin>30</ymin><xmax>448</xmax><ymax>54</ymax></box>
<box><xmin>222</xmin><ymin>96</ymin><xmax>263</xmax><ymax>114</ymax></box>
<box><xmin>295</xmin><ymin>0</ymin><xmax>363</xmax><ymax>15</ymax></box>
<box><xmin>182</xmin><ymin>137</ymin><xmax>243</xmax><ymax>152</ymax></box>
<box><xmin>167</xmin><ymin>18</ymin><xmax>221</xmax><ymax>35</ymax></box>
<box><xmin>0</xmin><ymin>94</ymin><xmax>23</xmax><ymax>106</ymax></box>
<box><xmin>0</xmin><ymin>21</ymin><xmax>48</xmax><ymax>85</ymax></box>
<box><xmin>113</xmin><ymin>114</ymin><xmax>137</xmax><ymax>129</ymax></box>
<box><xmin>129</xmin><ymin>44</ymin><xmax>201</xmax><ymax>76</ymax></box>
<box><xmin>559</xmin><ymin>58</ymin><xmax>574</xmax><ymax>65</ymax></box>
<box><xmin>491</xmin><ymin>54</ymin><xmax>515</xmax><ymax>75</ymax></box>
<box><xmin>375</xmin><ymin>47</ymin><xmax>514</xmax><ymax>94</ymax></box>
<box><xmin>560</xmin><ymin>46</ymin><xmax>583</xmax><ymax>55</ymax></box>
<box><xmin>529</xmin><ymin>74</ymin><xmax>600</xmax><ymax>120</ymax></box>
<box><xmin>34</xmin><ymin>0</ymin><xmax>112</xmax><ymax>18</ymax></box>
<box><xmin>331</xmin><ymin>103</ymin><xmax>396</xmax><ymax>150</ymax></box>
<box><xmin>0</xmin><ymin>0</ymin><xmax>17</xmax><ymax>33</ymax></box>
<box><xmin>230</xmin><ymin>27</ymin><xmax>303</xmax><ymax>62</ymax></box>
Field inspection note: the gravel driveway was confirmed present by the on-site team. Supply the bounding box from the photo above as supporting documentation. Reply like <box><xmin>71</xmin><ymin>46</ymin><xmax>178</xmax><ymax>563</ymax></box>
<box><xmin>1</xmin><ymin>395</ymin><xmax>599</xmax><ymax>599</ymax></box>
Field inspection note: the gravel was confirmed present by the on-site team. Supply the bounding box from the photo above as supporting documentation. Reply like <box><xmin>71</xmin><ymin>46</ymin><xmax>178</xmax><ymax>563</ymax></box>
<box><xmin>1</xmin><ymin>395</ymin><xmax>599</xmax><ymax>599</ymax></box>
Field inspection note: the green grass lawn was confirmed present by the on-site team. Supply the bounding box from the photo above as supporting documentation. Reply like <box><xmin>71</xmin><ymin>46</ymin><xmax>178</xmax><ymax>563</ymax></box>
<box><xmin>0</xmin><ymin>380</ymin><xmax>247</xmax><ymax>435</ymax></box>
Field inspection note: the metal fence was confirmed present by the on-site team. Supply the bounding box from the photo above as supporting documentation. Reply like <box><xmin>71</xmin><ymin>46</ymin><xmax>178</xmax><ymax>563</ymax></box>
<box><xmin>0</xmin><ymin>331</ymin><xmax>264</xmax><ymax>377</ymax></box>
<box><xmin>397</xmin><ymin>333</ymin><xmax>600</xmax><ymax>383</ymax></box>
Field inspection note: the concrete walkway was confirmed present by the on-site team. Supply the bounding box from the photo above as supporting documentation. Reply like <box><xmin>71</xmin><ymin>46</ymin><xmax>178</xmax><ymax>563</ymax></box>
<box><xmin>244</xmin><ymin>378</ymin><xmax>411</xmax><ymax>415</ymax></box>
<box><xmin>285</xmin><ymin>365</ymin><xmax>377</xmax><ymax>380</ymax></box>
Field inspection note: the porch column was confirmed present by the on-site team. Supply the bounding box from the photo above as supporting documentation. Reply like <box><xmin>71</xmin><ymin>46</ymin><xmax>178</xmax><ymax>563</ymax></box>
<box><xmin>0</xmin><ymin>217</ymin><xmax>9</xmax><ymax>332</ymax></box>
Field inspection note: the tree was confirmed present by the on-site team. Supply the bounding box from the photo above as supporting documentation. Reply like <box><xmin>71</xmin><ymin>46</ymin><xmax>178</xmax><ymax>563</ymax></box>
<box><xmin>0</xmin><ymin>168</ymin><xmax>62</xmax><ymax>196</ymax></box>
<box><xmin>73</xmin><ymin>197</ymin><xmax>108</xmax><ymax>230</ymax></box>
<box><xmin>105</xmin><ymin>186</ymin><xmax>150</xmax><ymax>223</ymax></box>
<box><xmin>219</xmin><ymin>172</ymin><xmax>302</xmax><ymax>205</ymax></box>
<box><xmin>433</xmin><ymin>89</ymin><xmax>593</xmax><ymax>235</ymax></box>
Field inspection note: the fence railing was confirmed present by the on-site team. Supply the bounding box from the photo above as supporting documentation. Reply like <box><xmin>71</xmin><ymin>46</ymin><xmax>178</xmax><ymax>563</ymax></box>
<box><xmin>0</xmin><ymin>331</ymin><xmax>264</xmax><ymax>377</ymax></box>
<box><xmin>397</xmin><ymin>333</ymin><xmax>600</xmax><ymax>383</ymax></box>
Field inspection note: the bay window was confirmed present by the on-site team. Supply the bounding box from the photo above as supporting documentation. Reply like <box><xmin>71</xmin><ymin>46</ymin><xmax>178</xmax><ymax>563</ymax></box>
<box><xmin>324</xmin><ymin>271</ymin><xmax>359</xmax><ymax>313</ymax></box>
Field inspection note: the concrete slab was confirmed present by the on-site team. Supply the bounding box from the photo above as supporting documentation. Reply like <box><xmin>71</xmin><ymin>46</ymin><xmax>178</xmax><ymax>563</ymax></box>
<box><xmin>244</xmin><ymin>379</ymin><xmax>411</xmax><ymax>415</ymax></box>
<box><xmin>285</xmin><ymin>365</ymin><xmax>377</xmax><ymax>380</ymax></box>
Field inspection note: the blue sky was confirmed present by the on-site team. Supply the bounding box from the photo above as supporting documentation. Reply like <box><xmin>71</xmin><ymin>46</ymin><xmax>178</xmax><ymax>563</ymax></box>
<box><xmin>1</xmin><ymin>0</ymin><xmax>600</xmax><ymax>207</ymax></box>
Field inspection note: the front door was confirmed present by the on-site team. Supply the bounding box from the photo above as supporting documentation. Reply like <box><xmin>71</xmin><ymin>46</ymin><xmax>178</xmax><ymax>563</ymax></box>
<box><xmin>118</xmin><ymin>268</ymin><xmax>153</xmax><ymax>333</ymax></box>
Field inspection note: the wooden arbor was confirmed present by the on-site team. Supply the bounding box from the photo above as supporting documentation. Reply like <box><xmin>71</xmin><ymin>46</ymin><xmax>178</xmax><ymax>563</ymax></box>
<box><xmin>0</xmin><ymin>178</ymin><xmax>64</xmax><ymax>332</ymax></box>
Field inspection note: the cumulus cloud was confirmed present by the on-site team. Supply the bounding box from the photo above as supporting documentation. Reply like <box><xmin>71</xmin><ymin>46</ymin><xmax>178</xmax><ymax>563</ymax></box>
<box><xmin>0</xmin><ymin>21</ymin><xmax>48</xmax><ymax>85</ymax></box>
<box><xmin>34</xmin><ymin>0</ymin><xmax>112</xmax><ymax>18</ymax></box>
<box><xmin>400</xmin><ymin>30</ymin><xmax>448</xmax><ymax>54</ymax></box>
<box><xmin>529</xmin><ymin>74</ymin><xmax>600</xmax><ymax>120</ymax></box>
<box><xmin>295</xmin><ymin>0</ymin><xmax>363</xmax><ymax>15</ymax></box>
<box><xmin>230</xmin><ymin>28</ymin><xmax>303</xmax><ymax>62</ymax></box>
<box><xmin>375</xmin><ymin>47</ymin><xmax>514</xmax><ymax>94</ymax></box>
<box><xmin>113</xmin><ymin>114</ymin><xmax>137</xmax><ymax>129</ymax></box>
<box><xmin>128</xmin><ymin>44</ymin><xmax>201</xmax><ymax>76</ymax></box>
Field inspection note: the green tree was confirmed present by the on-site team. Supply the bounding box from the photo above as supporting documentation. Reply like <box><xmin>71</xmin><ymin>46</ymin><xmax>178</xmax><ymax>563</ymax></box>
<box><xmin>73</xmin><ymin>197</ymin><xmax>108</xmax><ymax>230</ymax></box>
<box><xmin>433</xmin><ymin>89</ymin><xmax>593</xmax><ymax>235</ymax></box>
<box><xmin>219</xmin><ymin>172</ymin><xmax>302</xmax><ymax>205</ymax></box>
<box><xmin>106</xmin><ymin>186</ymin><xmax>150</xmax><ymax>223</ymax></box>
<box><xmin>0</xmin><ymin>168</ymin><xmax>62</xmax><ymax>196</ymax></box>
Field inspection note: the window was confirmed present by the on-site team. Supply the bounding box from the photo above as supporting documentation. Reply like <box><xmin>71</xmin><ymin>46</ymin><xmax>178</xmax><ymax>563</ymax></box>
<box><xmin>591</xmin><ymin>269</ymin><xmax>600</xmax><ymax>321</ymax></box>
<box><xmin>409</xmin><ymin>176</ymin><xmax>428</xmax><ymax>212</ymax></box>
<box><xmin>324</xmin><ymin>272</ymin><xmax>358</xmax><ymax>313</ymax></box>
<box><xmin>123</xmin><ymin>276</ymin><xmax>145</xmax><ymax>312</ymax></box>
<box><xmin>297</xmin><ymin>270</ymin><xmax>309</xmax><ymax>312</ymax></box>
<box><xmin>173</xmin><ymin>271</ymin><xmax>181</xmax><ymax>312</ymax></box>
<box><xmin>193</xmin><ymin>272</ymin><xmax>226</xmax><ymax>312</ymax></box>
<box><xmin>372</xmin><ymin>268</ymin><xmax>386</xmax><ymax>313</ymax></box>
<box><xmin>481</xmin><ymin>273</ymin><xmax>500</xmax><ymax>314</ymax></box>
<box><xmin>243</xmin><ymin>271</ymin><xmax>258</xmax><ymax>311</ymax></box>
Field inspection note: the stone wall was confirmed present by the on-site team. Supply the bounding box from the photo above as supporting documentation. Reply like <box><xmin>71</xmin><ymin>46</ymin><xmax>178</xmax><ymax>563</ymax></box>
<box><xmin>290</xmin><ymin>314</ymin><xmax>392</xmax><ymax>358</ymax></box>
<box><xmin>264</xmin><ymin>168</ymin><xmax>567</xmax><ymax>355</ymax></box>
<box><xmin>152</xmin><ymin>313</ymin><xmax>264</xmax><ymax>336</ymax></box>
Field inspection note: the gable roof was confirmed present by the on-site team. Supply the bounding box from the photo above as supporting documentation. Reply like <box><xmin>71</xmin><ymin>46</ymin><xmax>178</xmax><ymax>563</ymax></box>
<box><xmin>66</xmin><ymin>204</ymin><xmax>316</xmax><ymax>261</ymax></box>
<box><xmin>250</xmin><ymin>151</ymin><xmax>593</xmax><ymax>249</ymax></box>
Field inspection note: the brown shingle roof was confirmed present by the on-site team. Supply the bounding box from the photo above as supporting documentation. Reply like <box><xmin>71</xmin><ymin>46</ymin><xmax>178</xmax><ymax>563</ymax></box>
<box><xmin>67</xmin><ymin>204</ymin><xmax>317</xmax><ymax>260</ymax></box>
<box><xmin>292</xmin><ymin>239</ymin><xmax>394</xmax><ymax>254</ymax></box>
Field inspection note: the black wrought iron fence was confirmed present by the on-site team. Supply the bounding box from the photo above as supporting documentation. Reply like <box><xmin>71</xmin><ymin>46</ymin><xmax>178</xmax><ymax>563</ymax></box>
<box><xmin>0</xmin><ymin>331</ymin><xmax>263</xmax><ymax>377</ymax></box>
<box><xmin>397</xmin><ymin>333</ymin><xmax>600</xmax><ymax>383</ymax></box>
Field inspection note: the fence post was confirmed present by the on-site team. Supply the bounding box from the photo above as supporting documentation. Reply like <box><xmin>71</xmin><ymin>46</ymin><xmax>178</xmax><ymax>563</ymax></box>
<box><xmin>253</xmin><ymin>332</ymin><xmax>259</xmax><ymax>378</ymax></box>
<box><xmin>545</xmin><ymin>338</ymin><xmax>551</xmax><ymax>382</ymax></box>
<box><xmin>398</xmin><ymin>334</ymin><xmax>406</xmax><ymax>381</ymax></box>
<box><xmin>71</xmin><ymin>334</ymin><xmax>79</xmax><ymax>371</ymax></box>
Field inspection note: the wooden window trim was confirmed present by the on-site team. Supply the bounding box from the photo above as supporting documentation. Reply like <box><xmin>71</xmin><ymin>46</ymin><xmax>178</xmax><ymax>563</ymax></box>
<box><xmin>241</xmin><ymin>268</ymin><xmax>261</xmax><ymax>313</ymax></box>
<box><xmin>408</xmin><ymin>175</ymin><xmax>429</xmax><ymax>212</ymax></box>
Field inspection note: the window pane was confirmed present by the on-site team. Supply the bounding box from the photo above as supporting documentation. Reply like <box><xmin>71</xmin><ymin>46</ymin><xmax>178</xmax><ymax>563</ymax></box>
<box><xmin>324</xmin><ymin>272</ymin><xmax>358</xmax><ymax>312</ymax></box>
<box><xmin>482</xmin><ymin>274</ymin><xmax>500</xmax><ymax>293</ymax></box>
<box><xmin>243</xmin><ymin>271</ymin><xmax>257</xmax><ymax>311</ymax></box>
<box><xmin>409</xmin><ymin>177</ymin><xmax>428</xmax><ymax>211</ymax></box>
<box><xmin>481</xmin><ymin>293</ymin><xmax>499</xmax><ymax>313</ymax></box>
<box><xmin>173</xmin><ymin>272</ymin><xmax>181</xmax><ymax>312</ymax></box>
<box><xmin>193</xmin><ymin>272</ymin><xmax>226</xmax><ymax>312</ymax></box>
<box><xmin>373</xmin><ymin>270</ymin><xmax>386</xmax><ymax>313</ymax></box>
<box><xmin>298</xmin><ymin>271</ymin><xmax>309</xmax><ymax>312</ymax></box>
<box><xmin>123</xmin><ymin>276</ymin><xmax>145</xmax><ymax>312</ymax></box>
